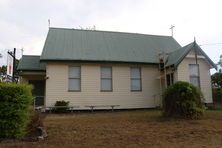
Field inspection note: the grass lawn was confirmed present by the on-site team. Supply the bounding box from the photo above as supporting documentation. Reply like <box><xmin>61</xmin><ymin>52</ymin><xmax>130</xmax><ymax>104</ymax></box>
<box><xmin>1</xmin><ymin>109</ymin><xmax>222</xmax><ymax>148</ymax></box>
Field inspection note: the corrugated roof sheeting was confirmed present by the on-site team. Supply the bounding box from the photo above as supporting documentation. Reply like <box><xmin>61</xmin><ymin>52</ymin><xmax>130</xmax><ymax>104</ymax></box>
<box><xmin>40</xmin><ymin>28</ymin><xmax>181</xmax><ymax>63</ymax></box>
<box><xmin>166</xmin><ymin>42</ymin><xmax>194</xmax><ymax>67</ymax></box>
<box><xmin>17</xmin><ymin>56</ymin><xmax>46</xmax><ymax>71</ymax></box>
<box><xmin>18</xmin><ymin>28</ymin><xmax>217</xmax><ymax>71</ymax></box>
<box><xmin>166</xmin><ymin>42</ymin><xmax>217</xmax><ymax>69</ymax></box>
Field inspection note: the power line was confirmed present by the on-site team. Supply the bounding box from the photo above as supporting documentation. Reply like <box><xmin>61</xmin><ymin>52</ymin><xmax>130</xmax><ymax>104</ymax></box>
<box><xmin>200</xmin><ymin>42</ymin><xmax>222</xmax><ymax>46</ymax></box>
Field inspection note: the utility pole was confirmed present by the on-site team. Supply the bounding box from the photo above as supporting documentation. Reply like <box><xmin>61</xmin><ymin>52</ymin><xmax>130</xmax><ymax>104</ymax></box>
<box><xmin>13</xmin><ymin>48</ymin><xmax>16</xmax><ymax>82</ymax></box>
<box><xmin>170</xmin><ymin>25</ymin><xmax>175</xmax><ymax>37</ymax></box>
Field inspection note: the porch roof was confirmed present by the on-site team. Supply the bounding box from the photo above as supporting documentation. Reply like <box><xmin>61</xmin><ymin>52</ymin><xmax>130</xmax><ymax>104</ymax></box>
<box><xmin>17</xmin><ymin>55</ymin><xmax>46</xmax><ymax>71</ymax></box>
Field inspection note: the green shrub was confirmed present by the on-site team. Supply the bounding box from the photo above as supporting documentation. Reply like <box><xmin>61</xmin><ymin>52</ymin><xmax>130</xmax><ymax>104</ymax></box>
<box><xmin>0</xmin><ymin>83</ymin><xmax>33</xmax><ymax>138</ymax></box>
<box><xmin>162</xmin><ymin>81</ymin><xmax>204</xmax><ymax>119</ymax></box>
<box><xmin>54</xmin><ymin>100</ymin><xmax>69</xmax><ymax>113</ymax></box>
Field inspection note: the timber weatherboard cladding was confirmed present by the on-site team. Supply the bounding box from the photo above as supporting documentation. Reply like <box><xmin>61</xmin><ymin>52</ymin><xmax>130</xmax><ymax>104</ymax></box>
<box><xmin>177</xmin><ymin>51</ymin><xmax>213</xmax><ymax>103</ymax></box>
<box><xmin>45</xmin><ymin>63</ymin><xmax>160</xmax><ymax>109</ymax></box>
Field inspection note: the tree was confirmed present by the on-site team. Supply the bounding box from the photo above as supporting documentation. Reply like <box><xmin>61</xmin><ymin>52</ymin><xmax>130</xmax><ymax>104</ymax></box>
<box><xmin>211</xmin><ymin>73</ymin><xmax>222</xmax><ymax>88</ymax></box>
<box><xmin>217</xmin><ymin>55</ymin><xmax>222</xmax><ymax>73</ymax></box>
<box><xmin>0</xmin><ymin>65</ymin><xmax>7</xmax><ymax>81</ymax></box>
<box><xmin>0</xmin><ymin>59</ymin><xmax>19</xmax><ymax>82</ymax></box>
<box><xmin>211</xmin><ymin>72</ymin><xmax>222</xmax><ymax>103</ymax></box>
<box><xmin>0</xmin><ymin>65</ymin><xmax>7</xmax><ymax>75</ymax></box>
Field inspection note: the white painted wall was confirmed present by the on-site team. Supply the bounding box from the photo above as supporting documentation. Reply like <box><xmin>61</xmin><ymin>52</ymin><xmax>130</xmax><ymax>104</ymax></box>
<box><xmin>45</xmin><ymin>63</ymin><xmax>161</xmax><ymax>109</ymax></box>
<box><xmin>176</xmin><ymin>51</ymin><xmax>213</xmax><ymax>103</ymax></box>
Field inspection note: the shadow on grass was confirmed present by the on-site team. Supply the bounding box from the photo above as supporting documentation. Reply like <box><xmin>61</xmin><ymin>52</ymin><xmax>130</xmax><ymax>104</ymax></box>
<box><xmin>206</xmin><ymin>102</ymin><xmax>222</xmax><ymax>111</ymax></box>
<box><xmin>139</xmin><ymin>109</ymin><xmax>197</xmax><ymax>122</ymax></box>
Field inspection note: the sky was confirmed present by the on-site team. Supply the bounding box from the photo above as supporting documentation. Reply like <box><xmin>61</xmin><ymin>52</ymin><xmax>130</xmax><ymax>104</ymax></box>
<box><xmin>0</xmin><ymin>0</ymin><xmax>222</xmax><ymax>73</ymax></box>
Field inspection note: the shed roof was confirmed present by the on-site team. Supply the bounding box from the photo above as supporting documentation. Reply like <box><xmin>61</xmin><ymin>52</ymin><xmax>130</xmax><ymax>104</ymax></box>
<box><xmin>40</xmin><ymin>28</ymin><xmax>181</xmax><ymax>63</ymax></box>
<box><xmin>17</xmin><ymin>55</ymin><xmax>46</xmax><ymax>71</ymax></box>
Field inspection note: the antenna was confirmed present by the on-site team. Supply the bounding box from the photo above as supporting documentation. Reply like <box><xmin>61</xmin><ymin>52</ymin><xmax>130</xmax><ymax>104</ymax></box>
<box><xmin>48</xmin><ymin>19</ymin><xmax>50</xmax><ymax>28</ymax></box>
<box><xmin>93</xmin><ymin>25</ymin><xmax>96</xmax><ymax>30</ymax></box>
<box><xmin>169</xmin><ymin>25</ymin><xmax>175</xmax><ymax>37</ymax></box>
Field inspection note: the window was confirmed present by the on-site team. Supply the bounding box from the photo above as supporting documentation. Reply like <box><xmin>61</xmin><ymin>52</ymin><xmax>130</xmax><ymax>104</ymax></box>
<box><xmin>166</xmin><ymin>73</ymin><xmax>174</xmax><ymax>87</ymax></box>
<box><xmin>101</xmin><ymin>67</ymin><xmax>112</xmax><ymax>91</ymax></box>
<box><xmin>171</xmin><ymin>73</ymin><xmax>174</xmax><ymax>85</ymax></box>
<box><xmin>130</xmin><ymin>67</ymin><xmax>142</xmax><ymax>91</ymax></box>
<box><xmin>189</xmin><ymin>64</ymin><xmax>200</xmax><ymax>87</ymax></box>
<box><xmin>166</xmin><ymin>74</ymin><xmax>171</xmax><ymax>87</ymax></box>
<box><xmin>68</xmin><ymin>66</ymin><xmax>81</xmax><ymax>91</ymax></box>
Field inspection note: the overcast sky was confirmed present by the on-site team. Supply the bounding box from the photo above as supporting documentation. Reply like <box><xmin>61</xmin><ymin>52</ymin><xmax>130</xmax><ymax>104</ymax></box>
<box><xmin>0</xmin><ymin>0</ymin><xmax>222</xmax><ymax>73</ymax></box>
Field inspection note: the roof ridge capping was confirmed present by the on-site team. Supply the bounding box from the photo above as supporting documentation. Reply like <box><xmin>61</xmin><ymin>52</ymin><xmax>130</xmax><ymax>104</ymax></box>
<box><xmin>49</xmin><ymin>27</ymin><xmax>173</xmax><ymax>38</ymax></box>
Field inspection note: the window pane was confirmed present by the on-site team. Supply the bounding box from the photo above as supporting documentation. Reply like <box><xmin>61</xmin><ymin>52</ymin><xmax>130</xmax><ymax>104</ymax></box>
<box><xmin>131</xmin><ymin>68</ymin><xmax>140</xmax><ymax>79</ymax></box>
<box><xmin>171</xmin><ymin>73</ymin><xmax>174</xmax><ymax>84</ymax></box>
<box><xmin>69</xmin><ymin>79</ymin><xmax>80</xmax><ymax>90</ymax></box>
<box><xmin>69</xmin><ymin>67</ymin><xmax>80</xmax><ymax>78</ymax></box>
<box><xmin>190</xmin><ymin>77</ymin><xmax>200</xmax><ymax>87</ymax></box>
<box><xmin>101</xmin><ymin>79</ymin><xmax>112</xmax><ymax>90</ymax></box>
<box><xmin>101</xmin><ymin>67</ymin><xmax>112</xmax><ymax>78</ymax></box>
<box><xmin>131</xmin><ymin>79</ymin><xmax>141</xmax><ymax>90</ymax></box>
<box><xmin>189</xmin><ymin>64</ymin><xmax>198</xmax><ymax>76</ymax></box>
<box><xmin>166</xmin><ymin>74</ymin><xmax>171</xmax><ymax>87</ymax></box>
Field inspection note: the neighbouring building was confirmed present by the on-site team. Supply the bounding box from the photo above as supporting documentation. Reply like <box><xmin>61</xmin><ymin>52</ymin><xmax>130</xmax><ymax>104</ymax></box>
<box><xmin>17</xmin><ymin>28</ymin><xmax>217</xmax><ymax>109</ymax></box>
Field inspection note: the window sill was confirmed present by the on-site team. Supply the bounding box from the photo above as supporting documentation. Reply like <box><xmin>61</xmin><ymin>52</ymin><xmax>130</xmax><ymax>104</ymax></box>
<box><xmin>68</xmin><ymin>90</ymin><xmax>81</xmax><ymax>92</ymax></box>
<box><xmin>131</xmin><ymin>90</ymin><xmax>142</xmax><ymax>92</ymax></box>
<box><xmin>100</xmin><ymin>90</ymin><xmax>113</xmax><ymax>92</ymax></box>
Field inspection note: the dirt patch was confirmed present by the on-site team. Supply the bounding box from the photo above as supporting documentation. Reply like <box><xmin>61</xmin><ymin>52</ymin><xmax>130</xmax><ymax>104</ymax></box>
<box><xmin>1</xmin><ymin>110</ymin><xmax>222</xmax><ymax>147</ymax></box>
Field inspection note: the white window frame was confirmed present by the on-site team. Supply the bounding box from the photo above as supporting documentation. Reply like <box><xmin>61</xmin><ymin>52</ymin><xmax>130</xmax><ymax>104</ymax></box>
<box><xmin>101</xmin><ymin>66</ymin><xmax>112</xmax><ymax>91</ymax></box>
<box><xmin>189</xmin><ymin>64</ymin><xmax>200</xmax><ymax>87</ymax></box>
<box><xmin>166</xmin><ymin>73</ymin><xmax>174</xmax><ymax>87</ymax></box>
<box><xmin>68</xmin><ymin>66</ymin><xmax>81</xmax><ymax>91</ymax></box>
<box><xmin>130</xmin><ymin>67</ymin><xmax>142</xmax><ymax>91</ymax></box>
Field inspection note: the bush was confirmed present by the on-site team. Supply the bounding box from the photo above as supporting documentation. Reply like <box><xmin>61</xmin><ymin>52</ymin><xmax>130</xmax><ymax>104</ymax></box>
<box><xmin>162</xmin><ymin>81</ymin><xmax>204</xmax><ymax>119</ymax></box>
<box><xmin>54</xmin><ymin>100</ymin><xmax>69</xmax><ymax>113</ymax></box>
<box><xmin>0</xmin><ymin>83</ymin><xmax>33</xmax><ymax>138</ymax></box>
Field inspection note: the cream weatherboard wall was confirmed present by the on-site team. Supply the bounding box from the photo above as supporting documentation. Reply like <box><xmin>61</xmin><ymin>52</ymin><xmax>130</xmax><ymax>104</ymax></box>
<box><xmin>176</xmin><ymin>53</ymin><xmax>213</xmax><ymax>103</ymax></box>
<box><xmin>45</xmin><ymin>63</ymin><xmax>161</xmax><ymax>109</ymax></box>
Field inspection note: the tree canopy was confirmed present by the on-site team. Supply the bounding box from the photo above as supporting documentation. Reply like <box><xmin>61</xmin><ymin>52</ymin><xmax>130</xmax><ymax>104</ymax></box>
<box><xmin>211</xmin><ymin>72</ymin><xmax>222</xmax><ymax>88</ymax></box>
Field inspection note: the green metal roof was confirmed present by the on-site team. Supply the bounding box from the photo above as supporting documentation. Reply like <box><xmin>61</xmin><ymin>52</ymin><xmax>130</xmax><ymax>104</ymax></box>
<box><xmin>166</xmin><ymin>41</ymin><xmax>217</xmax><ymax>69</ymax></box>
<box><xmin>166</xmin><ymin>42</ymin><xmax>194</xmax><ymax>67</ymax></box>
<box><xmin>17</xmin><ymin>55</ymin><xmax>46</xmax><ymax>71</ymax></box>
<box><xmin>40</xmin><ymin>28</ymin><xmax>181</xmax><ymax>63</ymax></box>
<box><xmin>18</xmin><ymin>28</ymin><xmax>216</xmax><ymax>72</ymax></box>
